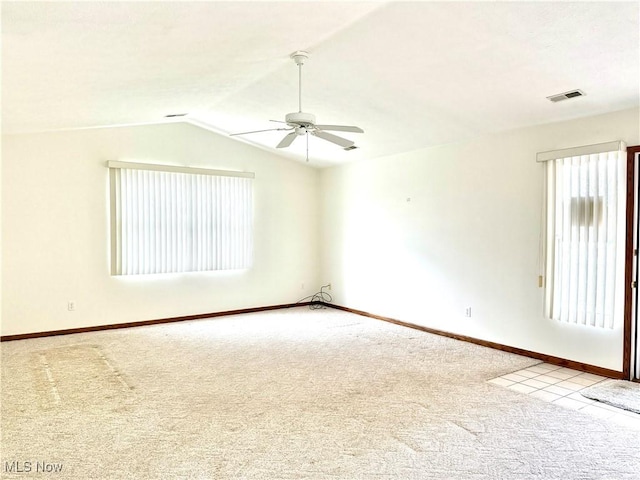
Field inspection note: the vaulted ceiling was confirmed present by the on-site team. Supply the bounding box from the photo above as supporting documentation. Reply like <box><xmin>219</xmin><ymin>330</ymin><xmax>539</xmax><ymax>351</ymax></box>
<box><xmin>2</xmin><ymin>1</ymin><xmax>638</xmax><ymax>166</ymax></box>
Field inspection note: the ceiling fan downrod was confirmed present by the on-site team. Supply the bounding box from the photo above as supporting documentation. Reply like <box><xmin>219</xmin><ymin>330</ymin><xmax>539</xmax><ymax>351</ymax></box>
<box><xmin>290</xmin><ymin>51</ymin><xmax>308</xmax><ymax>113</ymax></box>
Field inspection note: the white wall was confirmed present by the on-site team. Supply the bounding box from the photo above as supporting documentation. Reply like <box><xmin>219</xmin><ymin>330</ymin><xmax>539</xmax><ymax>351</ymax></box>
<box><xmin>2</xmin><ymin>123</ymin><xmax>319</xmax><ymax>336</ymax></box>
<box><xmin>320</xmin><ymin>107</ymin><xmax>640</xmax><ymax>371</ymax></box>
<box><xmin>4</xmin><ymin>109</ymin><xmax>638</xmax><ymax>371</ymax></box>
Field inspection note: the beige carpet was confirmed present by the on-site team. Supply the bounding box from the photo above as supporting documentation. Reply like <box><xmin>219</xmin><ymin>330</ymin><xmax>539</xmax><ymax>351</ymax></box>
<box><xmin>2</xmin><ymin>307</ymin><xmax>639</xmax><ymax>479</ymax></box>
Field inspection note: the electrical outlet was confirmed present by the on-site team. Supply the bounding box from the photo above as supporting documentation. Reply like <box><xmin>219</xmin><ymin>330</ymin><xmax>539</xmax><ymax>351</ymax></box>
<box><xmin>68</xmin><ymin>301</ymin><xmax>76</xmax><ymax>311</ymax></box>
<box><xmin>301</xmin><ymin>283</ymin><xmax>305</xmax><ymax>290</ymax></box>
<box><xmin>465</xmin><ymin>307</ymin><xmax>472</xmax><ymax>318</ymax></box>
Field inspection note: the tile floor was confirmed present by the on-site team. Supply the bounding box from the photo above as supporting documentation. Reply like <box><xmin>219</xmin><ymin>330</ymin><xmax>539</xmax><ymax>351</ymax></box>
<box><xmin>489</xmin><ymin>362</ymin><xmax>640</xmax><ymax>430</ymax></box>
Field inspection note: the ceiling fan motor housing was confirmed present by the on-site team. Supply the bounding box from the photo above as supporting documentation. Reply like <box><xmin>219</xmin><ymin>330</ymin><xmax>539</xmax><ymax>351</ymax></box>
<box><xmin>285</xmin><ymin>112</ymin><xmax>316</xmax><ymax>128</ymax></box>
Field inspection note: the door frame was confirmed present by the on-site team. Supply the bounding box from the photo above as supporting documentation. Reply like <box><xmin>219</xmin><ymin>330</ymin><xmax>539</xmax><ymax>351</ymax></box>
<box><xmin>624</xmin><ymin>145</ymin><xmax>640</xmax><ymax>380</ymax></box>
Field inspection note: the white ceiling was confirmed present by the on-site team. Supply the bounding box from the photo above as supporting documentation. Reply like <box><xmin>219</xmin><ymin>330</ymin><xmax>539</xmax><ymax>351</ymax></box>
<box><xmin>2</xmin><ymin>1</ymin><xmax>639</xmax><ymax>167</ymax></box>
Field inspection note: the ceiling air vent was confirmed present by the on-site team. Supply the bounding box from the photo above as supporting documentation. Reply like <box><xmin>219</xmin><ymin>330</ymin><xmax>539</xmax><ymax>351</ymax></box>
<box><xmin>343</xmin><ymin>145</ymin><xmax>358</xmax><ymax>151</ymax></box>
<box><xmin>547</xmin><ymin>89</ymin><xmax>585</xmax><ymax>103</ymax></box>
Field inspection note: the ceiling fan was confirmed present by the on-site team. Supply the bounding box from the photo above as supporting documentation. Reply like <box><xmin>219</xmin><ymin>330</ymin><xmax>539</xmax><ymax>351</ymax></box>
<box><xmin>230</xmin><ymin>51</ymin><xmax>364</xmax><ymax>161</ymax></box>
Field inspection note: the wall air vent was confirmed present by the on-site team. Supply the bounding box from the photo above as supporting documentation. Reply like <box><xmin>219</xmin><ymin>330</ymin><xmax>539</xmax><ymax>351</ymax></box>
<box><xmin>343</xmin><ymin>145</ymin><xmax>358</xmax><ymax>151</ymax></box>
<box><xmin>547</xmin><ymin>90</ymin><xmax>585</xmax><ymax>103</ymax></box>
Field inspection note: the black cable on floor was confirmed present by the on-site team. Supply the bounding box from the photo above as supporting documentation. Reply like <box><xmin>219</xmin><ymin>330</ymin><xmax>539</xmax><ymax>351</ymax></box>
<box><xmin>296</xmin><ymin>284</ymin><xmax>332</xmax><ymax>310</ymax></box>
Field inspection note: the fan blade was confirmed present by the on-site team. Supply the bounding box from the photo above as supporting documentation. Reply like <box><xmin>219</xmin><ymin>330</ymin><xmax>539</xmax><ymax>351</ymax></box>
<box><xmin>269</xmin><ymin>119</ymin><xmax>287</xmax><ymax>124</ymax></box>
<box><xmin>314</xmin><ymin>125</ymin><xmax>364</xmax><ymax>133</ymax></box>
<box><xmin>230</xmin><ymin>127</ymin><xmax>290</xmax><ymax>136</ymax></box>
<box><xmin>276</xmin><ymin>132</ymin><xmax>298</xmax><ymax>148</ymax></box>
<box><xmin>311</xmin><ymin>130</ymin><xmax>354</xmax><ymax>148</ymax></box>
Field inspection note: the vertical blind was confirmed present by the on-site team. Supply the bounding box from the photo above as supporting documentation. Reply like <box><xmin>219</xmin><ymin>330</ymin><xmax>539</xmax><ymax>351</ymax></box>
<box><xmin>108</xmin><ymin>161</ymin><xmax>254</xmax><ymax>275</ymax></box>
<box><xmin>540</xmin><ymin>143</ymin><xmax>625</xmax><ymax>328</ymax></box>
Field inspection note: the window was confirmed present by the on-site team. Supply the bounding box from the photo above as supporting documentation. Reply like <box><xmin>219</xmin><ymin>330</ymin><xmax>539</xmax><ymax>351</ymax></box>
<box><xmin>540</xmin><ymin>142</ymin><xmax>626</xmax><ymax>328</ymax></box>
<box><xmin>108</xmin><ymin>161</ymin><xmax>254</xmax><ymax>275</ymax></box>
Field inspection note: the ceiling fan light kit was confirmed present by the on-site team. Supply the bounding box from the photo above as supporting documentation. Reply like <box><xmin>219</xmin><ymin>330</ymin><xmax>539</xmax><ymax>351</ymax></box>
<box><xmin>230</xmin><ymin>51</ymin><xmax>363</xmax><ymax>161</ymax></box>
